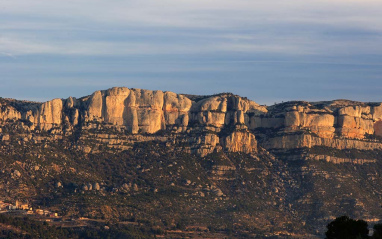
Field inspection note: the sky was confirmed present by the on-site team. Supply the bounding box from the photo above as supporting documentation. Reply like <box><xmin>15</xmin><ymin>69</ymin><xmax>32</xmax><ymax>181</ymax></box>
<box><xmin>1</xmin><ymin>0</ymin><xmax>382</xmax><ymax>105</ymax></box>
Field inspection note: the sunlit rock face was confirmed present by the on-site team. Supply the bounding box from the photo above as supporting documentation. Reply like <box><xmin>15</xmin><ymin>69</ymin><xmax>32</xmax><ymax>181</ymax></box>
<box><xmin>0</xmin><ymin>103</ymin><xmax>21</xmax><ymax>121</ymax></box>
<box><xmin>163</xmin><ymin>91</ymin><xmax>192</xmax><ymax>131</ymax></box>
<box><xmin>222</xmin><ymin>130</ymin><xmax>257</xmax><ymax>154</ymax></box>
<box><xmin>255</xmin><ymin>101</ymin><xmax>382</xmax><ymax>139</ymax></box>
<box><xmin>34</xmin><ymin>99</ymin><xmax>63</xmax><ymax>131</ymax></box>
<box><xmin>1</xmin><ymin>87</ymin><xmax>382</xmax><ymax>156</ymax></box>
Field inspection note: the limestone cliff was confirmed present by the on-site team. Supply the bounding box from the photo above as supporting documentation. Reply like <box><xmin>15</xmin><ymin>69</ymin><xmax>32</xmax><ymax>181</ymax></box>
<box><xmin>262</xmin><ymin>100</ymin><xmax>382</xmax><ymax>139</ymax></box>
<box><xmin>1</xmin><ymin>88</ymin><xmax>382</xmax><ymax>158</ymax></box>
<box><xmin>253</xmin><ymin>100</ymin><xmax>382</xmax><ymax>155</ymax></box>
<box><xmin>0</xmin><ymin>88</ymin><xmax>265</xmax><ymax>156</ymax></box>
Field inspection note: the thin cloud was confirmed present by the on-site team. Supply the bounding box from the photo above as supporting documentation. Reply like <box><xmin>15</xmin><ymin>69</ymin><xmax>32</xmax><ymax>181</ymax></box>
<box><xmin>0</xmin><ymin>0</ymin><xmax>381</xmax><ymax>104</ymax></box>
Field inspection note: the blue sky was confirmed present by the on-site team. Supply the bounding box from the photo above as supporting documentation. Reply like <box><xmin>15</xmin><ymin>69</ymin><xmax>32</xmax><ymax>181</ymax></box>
<box><xmin>1</xmin><ymin>0</ymin><xmax>381</xmax><ymax>105</ymax></box>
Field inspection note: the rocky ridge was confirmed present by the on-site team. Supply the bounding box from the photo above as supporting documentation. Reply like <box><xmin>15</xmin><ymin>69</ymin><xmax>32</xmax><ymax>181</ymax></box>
<box><xmin>1</xmin><ymin>87</ymin><xmax>382</xmax><ymax>159</ymax></box>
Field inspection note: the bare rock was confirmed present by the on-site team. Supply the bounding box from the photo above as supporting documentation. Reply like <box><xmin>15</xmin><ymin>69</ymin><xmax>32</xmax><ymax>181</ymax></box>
<box><xmin>133</xmin><ymin>183</ymin><xmax>139</xmax><ymax>192</ymax></box>
<box><xmin>213</xmin><ymin>188</ymin><xmax>224</xmax><ymax>197</ymax></box>
<box><xmin>122</xmin><ymin>183</ymin><xmax>131</xmax><ymax>190</ymax></box>
<box><xmin>223</xmin><ymin>130</ymin><xmax>257</xmax><ymax>153</ymax></box>
<box><xmin>13</xmin><ymin>170</ymin><xmax>21</xmax><ymax>177</ymax></box>
<box><xmin>93</xmin><ymin>183</ymin><xmax>100</xmax><ymax>191</ymax></box>
<box><xmin>35</xmin><ymin>98</ymin><xmax>63</xmax><ymax>130</ymax></box>
<box><xmin>1</xmin><ymin>134</ymin><xmax>10</xmax><ymax>141</ymax></box>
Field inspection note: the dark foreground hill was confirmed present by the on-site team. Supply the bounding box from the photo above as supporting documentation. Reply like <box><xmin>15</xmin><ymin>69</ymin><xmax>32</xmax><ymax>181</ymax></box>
<box><xmin>1</xmin><ymin>87</ymin><xmax>382</xmax><ymax>238</ymax></box>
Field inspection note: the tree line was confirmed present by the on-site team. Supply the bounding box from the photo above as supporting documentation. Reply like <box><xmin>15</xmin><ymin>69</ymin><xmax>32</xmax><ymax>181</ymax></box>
<box><xmin>326</xmin><ymin>215</ymin><xmax>382</xmax><ymax>239</ymax></box>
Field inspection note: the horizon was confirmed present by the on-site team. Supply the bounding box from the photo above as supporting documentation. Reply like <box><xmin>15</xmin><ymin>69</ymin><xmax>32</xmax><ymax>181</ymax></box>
<box><xmin>2</xmin><ymin>85</ymin><xmax>381</xmax><ymax>107</ymax></box>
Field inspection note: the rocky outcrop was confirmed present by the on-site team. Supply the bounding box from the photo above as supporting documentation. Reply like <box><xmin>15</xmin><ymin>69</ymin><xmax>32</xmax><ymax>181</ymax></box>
<box><xmin>84</xmin><ymin>88</ymin><xmax>192</xmax><ymax>134</ymax></box>
<box><xmin>190</xmin><ymin>94</ymin><xmax>266</xmax><ymax>128</ymax></box>
<box><xmin>34</xmin><ymin>99</ymin><xmax>63</xmax><ymax>130</ymax></box>
<box><xmin>1</xmin><ymin>88</ymin><xmax>382</xmax><ymax>157</ymax></box>
<box><xmin>0</xmin><ymin>87</ymin><xmax>267</xmax><ymax>156</ymax></box>
<box><xmin>307</xmin><ymin>154</ymin><xmax>376</xmax><ymax>164</ymax></box>
<box><xmin>252</xmin><ymin>101</ymin><xmax>382</xmax><ymax>141</ymax></box>
<box><xmin>263</xmin><ymin>134</ymin><xmax>382</xmax><ymax>151</ymax></box>
<box><xmin>222</xmin><ymin>128</ymin><xmax>257</xmax><ymax>154</ymax></box>
<box><xmin>163</xmin><ymin>91</ymin><xmax>192</xmax><ymax>132</ymax></box>
<box><xmin>0</xmin><ymin>103</ymin><xmax>21</xmax><ymax>121</ymax></box>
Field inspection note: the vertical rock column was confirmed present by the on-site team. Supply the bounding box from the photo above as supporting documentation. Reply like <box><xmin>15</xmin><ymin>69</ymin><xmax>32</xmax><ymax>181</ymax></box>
<box><xmin>35</xmin><ymin>99</ymin><xmax>63</xmax><ymax>130</ymax></box>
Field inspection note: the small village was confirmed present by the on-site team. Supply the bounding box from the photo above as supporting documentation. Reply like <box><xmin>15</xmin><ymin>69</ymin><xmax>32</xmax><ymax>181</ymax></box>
<box><xmin>0</xmin><ymin>198</ymin><xmax>117</xmax><ymax>231</ymax></box>
<box><xmin>0</xmin><ymin>200</ymin><xmax>59</xmax><ymax>219</ymax></box>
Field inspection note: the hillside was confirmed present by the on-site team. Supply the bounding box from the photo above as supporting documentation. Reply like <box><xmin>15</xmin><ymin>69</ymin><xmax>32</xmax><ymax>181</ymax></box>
<box><xmin>1</xmin><ymin>87</ymin><xmax>382</xmax><ymax>238</ymax></box>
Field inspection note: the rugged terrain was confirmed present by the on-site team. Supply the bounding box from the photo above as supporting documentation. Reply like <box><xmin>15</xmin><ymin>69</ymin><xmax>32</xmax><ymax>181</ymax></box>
<box><xmin>1</xmin><ymin>87</ymin><xmax>382</xmax><ymax>238</ymax></box>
